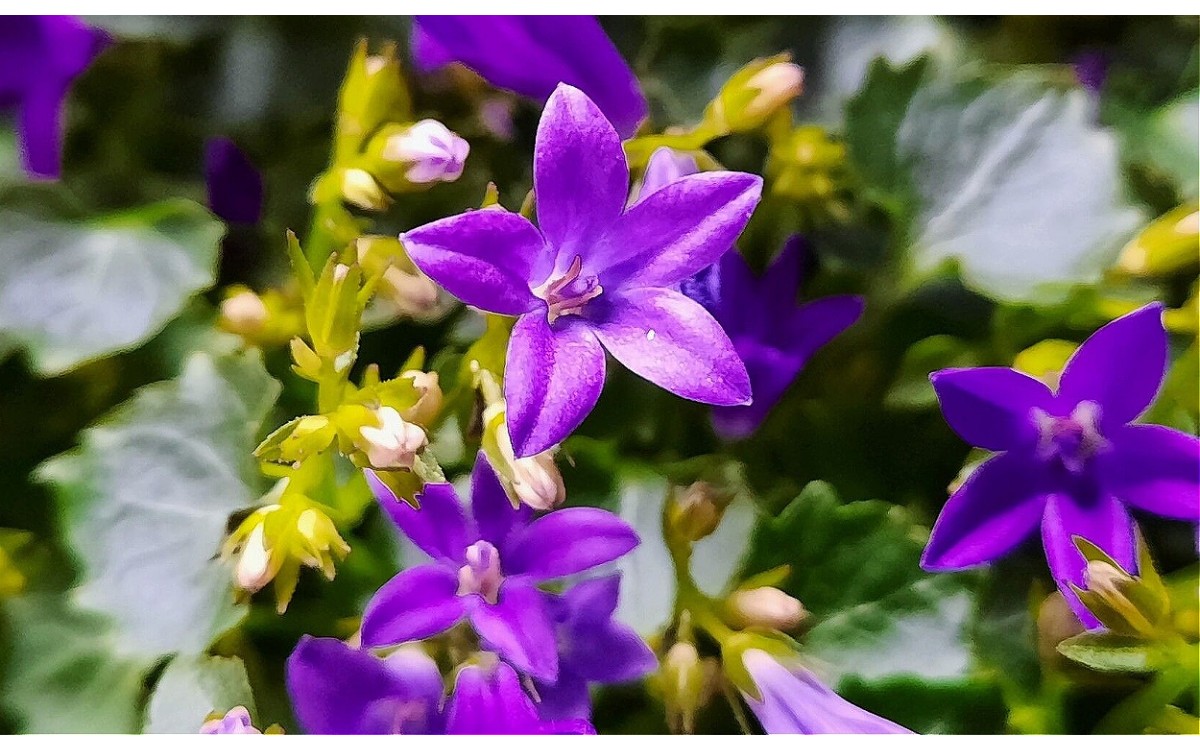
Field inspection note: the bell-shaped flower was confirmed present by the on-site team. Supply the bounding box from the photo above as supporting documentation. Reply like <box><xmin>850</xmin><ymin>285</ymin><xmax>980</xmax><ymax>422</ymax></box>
<box><xmin>533</xmin><ymin>574</ymin><xmax>657</xmax><ymax>721</ymax></box>
<box><xmin>740</xmin><ymin>649</ymin><xmax>912</xmax><ymax>734</ymax></box>
<box><xmin>923</xmin><ymin>303</ymin><xmax>1200</xmax><ymax>626</ymax></box>
<box><xmin>362</xmin><ymin>452</ymin><xmax>639</xmax><ymax>681</ymax></box>
<box><xmin>410</xmin><ymin>16</ymin><xmax>646</xmax><ymax>138</ymax></box>
<box><xmin>0</xmin><ymin>16</ymin><xmax>107</xmax><ymax>178</ymax></box>
<box><xmin>402</xmin><ymin>85</ymin><xmax>762</xmax><ymax>457</ymax></box>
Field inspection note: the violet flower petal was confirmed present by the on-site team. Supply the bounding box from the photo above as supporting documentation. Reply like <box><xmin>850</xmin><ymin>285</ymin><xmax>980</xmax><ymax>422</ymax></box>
<box><xmin>1042</xmin><ymin>491</ymin><xmax>1136</xmax><ymax>627</ymax></box>
<box><xmin>592</xmin><ymin>287</ymin><xmax>751</xmax><ymax>406</ymax></box>
<box><xmin>633</xmin><ymin>146</ymin><xmax>699</xmax><ymax>205</ymax></box>
<box><xmin>469</xmin><ymin>454</ymin><xmax>532</xmax><ymax>552</ymax></box>
<box><xmin>204</xmin><ymin>137</ymin><xmax>264</xmax><ymax>225</ymax></box>
<box><xmin>360</xmin><ymin>565</ymin><xmax>467</xmax><ymax>648</ymax></box>
<box><xmin>468</xmin><ymin>580</ymin><xmax>559</xmax><ymax>681</ymax></box>
<box><xmin>401</xmin><ymin>210</ymin><xmax>544</xmax><ymax>315</ymax></box>
<box><xmin>534</xmin><ymin>83</ymin><xmax>629</xmax><ymax>263</ymax></box>
<box><xmin>1057</xmin><ymin>303</ymin><xmax>1167</xmax><ymax>428</ymax></box>
<box><xmin>504</xmin><ymin>508</ymin><xmax>639</xmax><ymax>581</ymax></box>
<box><xmin>534</xmin><ymin>673</ymin><xmax>592</xmax><ymax>722</ymax></box>
<box><xmin>922</xmin><ymin>451</ymin><xmax>1052</xmax><ymax>570</ymax></box>
<box><xmin>596</xmin><ymin>172</ymin><xmax>763</xmax><ymax>289</ymax></box>
<box><xmin>504</xmin><ymin>314</ymin><xmax>606</xmax><ymax>458</ymax></box>
<box><xmin>1100</xmin><ymin>424</ymin><xmax>1200</xmax><ymax>520</ymax></box>
<box><xmin>930</xmin><ymin>367</ymin><xmax>1055</xmax><ymax>452</ymax></box>
<box><xmin>741</xmin><ymin>649</ymin><xmax>912</xmax><ymax>734</ymax></box>
<box><xmin>367</xmin><ymin>474</ymin><xmax>472</xmax><ymax>564</ymax></box>
<box><xmin>758</xmin><ymin>236</ymin><xmax>806</xmax><ymax>326</ymax></box>
<box><xmin>711</xmin><ymin>344</ymin><xmax>802</xmax><ymax>440</ymax></box>
<box><xmin>412</xmin><ymin>16</ymin><xmax>647</xmax><ymax>139</ymax></box>
<box><xmin>286</xmin><ymin>636</ymin><xmax>443</xmax><ymax>735</ymax></box>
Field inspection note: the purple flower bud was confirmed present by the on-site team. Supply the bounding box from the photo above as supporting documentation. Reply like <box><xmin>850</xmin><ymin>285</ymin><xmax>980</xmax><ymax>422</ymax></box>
<box><xmin>199</xmin><ymin>706</ymin><xmax>261</xmax><ymax>735</ymax></box>
<box><xmin>204</xmin><ymin>137</ymin><xmax>264</xmax><ymax>224</ymax></box>
<box><xmin>383</xmin><ymin>119</ymin><xmax>469</xmax><ymax>184</ymax></box>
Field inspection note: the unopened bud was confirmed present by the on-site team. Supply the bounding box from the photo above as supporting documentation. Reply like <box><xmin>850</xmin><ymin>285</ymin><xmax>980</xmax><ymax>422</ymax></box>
<box><xmin>340</xmin><ymin>167</ymin><xmax>389</xmax><ymax>210</ymax></box>
<box><xmin>667</xmin><ymin>482</ymin><xmax>726</xmax><ymax>542</ymax></box>
<box><xmin>381</xmin><ymin>266</ymin><xmax>441</xmax><ymax>316</ymax></box>
<box><xmin>661</xmin><ymin>641</ymin><xmax>706</xmax><ymax>734</ymax></box>
<box><xmin>725</xmin><ymin>587</ymin><xmax>807</xmax><ymax>631</ymax></box>
<box><xmin>511</xmin><ymin>451</ymin><xmax>566</xmax><ymax>511</ymax></box>
<box><xmin>1085</xmin><ymin>560</ymin><xmax>1131</xmax><ymax>602</ymax></box>
<box><xmin>743</xmin><ymin>62</ymin><xmax>805</xmax><ymax>122</ymax></box>
<box><xmin>234</xmin><ymin>523</ymin><xmax>274</xmax><ymax>593</ymax></box>
<box><xmin>401</xmin><ymin>370</ymin><xmax>443</xmax><ymax>426</ymax></box>
<box><xmin>200</xmin><ymin>706</ymin><xmax>262</xmax><ymax>735</ymax></box>
<box><xmin>358</xmin><ymin>406</ymin><xmax>428</xmax><ymax>469</ymax></box>
<box><xmin>219</xmin><ymin>289</ymin><xmax>269</xmax><ymax>336</ymax></box>
<box><xmin>379</xmin><ymin>119</ymin><xmax>469</xmax><ymax>185</ymax></box>
<box><xmin>1036</xmin><ymin>591</ymin><xmax>1084</xmax><ymax>665</ymax></box>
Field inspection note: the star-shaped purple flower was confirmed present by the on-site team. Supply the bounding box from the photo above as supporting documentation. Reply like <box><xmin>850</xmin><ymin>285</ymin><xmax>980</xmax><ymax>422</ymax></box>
<box><xmin>411</xmin><ymin>16</ymin><xmax>647</xmax><ymax>138</ymax></box>
<box><xmin>534</xmin><ymin>574</ymin><xmax>657</xmax><ymax>721</ymax></box>
<box><xmin>0</xmin><ymin>16</ymin><xmax>108</xmax><ymax>179</ymax></box>
<box><xmin>402</xmin><ymin>84</ymin><xmax>762</xmax><ymax>457</ymax></box>
<box><xmin>362</xmin><ymin>452</ymin><xmax>639</xmax><ymax>681</ymax></box>
<box><xmin>287</xmin><ymin>636</ymin><xmax>593</xmax><ymax>734</ymax></box>
<box><xmin>204</xmin><ymin>137</ymin><xmax>264</xmax><ymax>225</ymax></box>
<box><xmin>683</xmin><ymin>236</ymin><xmax>864</xmax><ymax>440</ymax></box>
<box><xmin>636</xmin><ymin>147</ymin><xmax>864</xmax><ymax>439</ymax></box>
<box><xmin>740</xmin><ymin>649</ymin><xmax>912</xmax><ymax>734</ymax></box>
<box><xmin>923</xmin><ymin>303</ymin><xmax>1200</xmax><ymax>626</ymax></box>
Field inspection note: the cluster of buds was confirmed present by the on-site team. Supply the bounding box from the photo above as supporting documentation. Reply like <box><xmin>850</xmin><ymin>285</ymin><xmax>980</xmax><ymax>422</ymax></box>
<box><xmin>767</xmin><ymin>124</ymin><xmax>850</xmax><ymax>220</ymax></box>
<box><xmin>315</xmin><ymin>41</ymin><xmax>469</xmax><ymax>214</ymax></box>
<box><xmin>222</xmin><ymin>489</ymin><xmax>350</xmax><ymax>612</ymax></box>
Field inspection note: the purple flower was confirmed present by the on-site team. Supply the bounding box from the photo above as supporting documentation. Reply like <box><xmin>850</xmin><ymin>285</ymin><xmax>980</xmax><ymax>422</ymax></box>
<box><xmin>637</xmin><ymin>147</ymin><xmax>864</xmax><ymax>439</ymax></box>
<box><xmin>204</xmin><ymin>137</ymin><xmax>264</xmax><ymax>225</ymax></box>
<box><xmin>286</xmin><ymin>636</ymin><xmax>593</xmax><ymax>734</ymax></box>
<box><xmin>361</xmin><ymin>452</ymin><xmax>639</xmax><ymax>681</ymax></box>
<box><xmin>199</xmin><ymin>706</ymin><xmax>261</xmax><ymax>734</ymax></box>
<box><xmin>534</xmin><ymin>574</ymin><xmax>657</xmax><ymax>721</ymax></box>
<box><xmin>402</xmin><ymin>84</ymin><xmax>761</xmax><ymax>457</ymax></box>
<box><xmin>740</xmin><ymin>649</ymin><xmax>912</xmax><ymax>734</ymax></box>
<box><xmin>0</xmin><ymin>16</ymin><xmax>107</xmax><ymax>178</ymax></box>
<box><xmin>685</xmin><ymin>237</ymin><xmax>864</xmax><ymax>440</ymax></box>
<box><xmin>923</xmin><ymin>303</ymin><xmax>1200</xmax><ymax>626</ymax></box>
<box><xmin>411</xmin><ymin>16</ymin><xmax>647</xmax><ymax>138</ymax></box>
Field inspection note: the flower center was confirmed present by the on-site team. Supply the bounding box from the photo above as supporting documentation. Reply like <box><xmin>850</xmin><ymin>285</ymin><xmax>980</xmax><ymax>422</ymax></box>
<box><xmin>456</xmin><ymin>540</ymin><xmax>503</xmax><ymax>604</ymax></box>
<box><xmin>1031</xmin><ymin>400</ymin><xmax>1108</xmax><ymax>473</ymax></box>
<box><xmin>533</xmin><ymin>255</ymin><xmax>603</xmax><ymax>324</ymax></box>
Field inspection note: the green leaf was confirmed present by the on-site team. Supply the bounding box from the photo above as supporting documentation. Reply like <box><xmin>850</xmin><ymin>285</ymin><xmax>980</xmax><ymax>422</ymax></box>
<box><xmin>743</xmin><ymin>482</ymin><xmax>976</xmax><ymax>684</ymax></box>
<box><xmin>36</xmin><ymin>351</ymin><xmax>280</xmax><ymax>658</ymax></box>
<box><xmin>145</xmin><ymin>655</ymin><xmax>256</xmax><ymax>734</ymax></box>
<box><xmin>884</xmin><ymin>335</ymin><xmax>981</xmax><ymax>411</ymax></box>
<box><xmin>1</xmin><ymin>594</ymin><xmax>151</xmax><ymax>733</ymax></box>
<box><xmin>896</xmin><ymin>74</ymin><xmax>1144</xmax><ymax>303</ymax></box>
<box><xmin>1123</xmin><ymin>91</ymin><xmax>1200</xmax><ymax>200</ymax></box>
<box><xmin>844</xmin><ymin>57</ymin><xmax>929</xmax><ymax>204</ymax></box>
<box><xmin>1056</xmin><ymin>632</ymin><xmax>1160</xmax><ymax>673</ymax></box>
<box><xmin>0</xmin><ymin>196</ymin><xmax>222</xmax><ymax>375</ymax></box>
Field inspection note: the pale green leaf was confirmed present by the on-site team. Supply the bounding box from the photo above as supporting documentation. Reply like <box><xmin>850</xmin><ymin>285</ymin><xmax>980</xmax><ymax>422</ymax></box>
<box><xmin>145</xmin><ymin>655</ymin><xmax>256</xmax><ymax>734</ymax></box>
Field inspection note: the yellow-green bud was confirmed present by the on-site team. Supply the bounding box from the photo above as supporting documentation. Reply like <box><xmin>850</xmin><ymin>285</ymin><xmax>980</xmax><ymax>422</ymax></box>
<box><xmin>666</xmin><ymin>482</ymin><xmax>726</xmax><ymax>542</ymax></box>
<box><xmin>1115</xmin><ymin>202</ymin><xmax>1199</xmax><ymax>277</ymax></box>
<box><xmin>724</xmin><ymin>586</ymin><xmax>807</xmax><ymax>631</ymax></box>
<box><xmin>336</xmin><ymin>41</ymin><xmax>411</xmax><ymax>158</ymax></box>
<box><xmin>339</xmin><ymin>168</ymin><xmax>390</xmax><ymax>211</ymax></box>
<box><xmin>401</xmin><ymin>370</ymin><xmax>443</xmax><ymax>427</ymax></box>
<box><xmin>356</xmin><ymin>406</ymin><xmax>428</xmax><ymax>470</ymax></box>
<box><xmin>661</xmin><ymin>641</ymin><xmax>707</xmax><ymax>734</ymax></box>
<box><xmin>704</xmin><ymin>54</ymin><xmax>804</xmax><ymax>135</ymax></box>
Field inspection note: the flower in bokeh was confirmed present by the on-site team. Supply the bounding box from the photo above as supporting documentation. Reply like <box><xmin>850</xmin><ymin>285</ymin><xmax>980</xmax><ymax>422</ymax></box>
<box><xmin>286</xmin><ymin>636</ymin><xmax>594</xmax><ymax>734</ymax></box>
<box><xmin>0</xmin><ymin>16</ymin><xmax>108</xmax><ymax>178</ymax></box>
<box><xmin>204</xmin><ymin>137</ymin><xmax>264</xmax><ymax>224</ymax></box>
<box><xmin>411</xmin><ymin>15</ymin><xmax>647</xmax><ymax>138</ymax></box>
<box><xmin>362</xmin><ymin>453</ymin><xmax>639</xmax><ymax>680</ymax></box>
<box><xmin>740</xmin><ymin>649</ymin><xmax>911</xmax><ymax>734</ymax></box>
<box><xmin>639</xmin><ymin>147</ymin><xmax>864</xmax><ymax>439</ymax></box>
<box><xmin>923</xmin><ymin>303</ymin><xmax>1200</xmax><ymax>626</ymax></box>
<box><xmin>534</xmin><ymin>575</ymin><xmax>656</xmax><ymax>721</ymax></box>
<box><xmin>402</xmin><ymin>85</ymin><xmax>761</xmax><ymax>457</ymax></box>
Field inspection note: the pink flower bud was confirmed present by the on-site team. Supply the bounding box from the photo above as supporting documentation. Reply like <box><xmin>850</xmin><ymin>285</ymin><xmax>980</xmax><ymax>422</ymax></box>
<box><xmin>358</xmin><ymin>406</ymin><xmax>428</xmax><ymax>469</ymax></box>
<box><xmin>725</xmin><ymin>587</ymin><xmax>807</xmax><ymax>631</ymax></box>
<box><xmin>383</xmin><ymin>119</ymin><xmax>469</xmax><ymax>184</ymax></box>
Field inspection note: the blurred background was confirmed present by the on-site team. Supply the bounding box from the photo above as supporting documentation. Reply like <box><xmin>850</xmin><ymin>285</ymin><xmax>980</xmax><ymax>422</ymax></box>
<box><xmin>0</xmin><ymin>15</ymin><xmax>1197</xmax><ymax>734</ymax></box>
